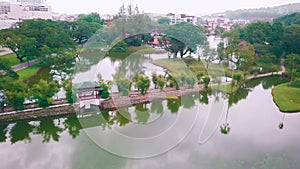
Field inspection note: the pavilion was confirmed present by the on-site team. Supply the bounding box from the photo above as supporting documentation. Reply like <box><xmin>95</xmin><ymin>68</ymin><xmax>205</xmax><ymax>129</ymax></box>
<box><xmin>75</xmin><ymin>81</ymin><xmax>104</xmax><ymax>101</ymax></box>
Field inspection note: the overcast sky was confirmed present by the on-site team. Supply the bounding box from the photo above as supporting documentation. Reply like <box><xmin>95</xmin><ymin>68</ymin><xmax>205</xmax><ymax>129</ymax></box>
<box><xmin>6</xmin><ymin>0</ymin><xmax>300</xmax><ymax>15</ymax></box>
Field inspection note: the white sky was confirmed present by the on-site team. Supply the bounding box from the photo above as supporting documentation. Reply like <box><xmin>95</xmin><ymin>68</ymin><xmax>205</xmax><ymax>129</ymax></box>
<box><xmin>5</xmin><ymin>0</ymin><xmax>300</xmax><ymax>15</ymax></box>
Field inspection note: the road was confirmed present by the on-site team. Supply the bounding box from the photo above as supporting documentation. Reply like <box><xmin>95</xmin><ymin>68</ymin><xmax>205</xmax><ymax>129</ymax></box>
<box><xmin>11</xmin><ymin>59</ymin><xmax>40</xmax><ymax>71</ymax></box>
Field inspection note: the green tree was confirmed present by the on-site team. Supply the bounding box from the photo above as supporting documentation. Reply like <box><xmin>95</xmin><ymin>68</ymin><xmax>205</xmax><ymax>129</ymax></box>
<box><xmin>97</xmin><ymin>74</ymin><xmax>111</xmax><ymax>98</ymax></box>
<box><xmin>0</xmin><ymin>60</ymin><xmax>18</xmax><ymax>81</ymax></box>
<box><xmin>31</xmin><ymin>80</ymin><xmax>59</xmax><ymax>107</ymax></box>
<box><xmin>275</xmin><ymin>12</ymin><xmax>300</xmax><ymax>26</ymax></box>
<box><xmin>233</xmin><ymin>72</ymin><xmax>244</xmax><ymax>85</ymax></box>
<box><xmin>217</xmin><ymin>42</ymin><xmax>226</xmax><ymax>64</ymax></box>
<box><xmin>0</xmin><ymin>32</ymin><xmax>37</xmax><ymax>63</ymax></box>
<box><xmin>111</xmin><ymin>39</ymin><xmax>128</xmax><ymax>53</ymax></box>
<box><xmin>203</xmin><ymin>76</ymin><xmax>211</xmax><ymax>89</ymax></box>
<box><xmin>136</xmin><ymin>74</ymin><xmax>150</xmax><ymax>95</ymax></box>
<box><xmin>164</xmin><ymin>22</ymin><xmax>206</xmax><ymax>58</ymax></box>
<box><xmin>158</xmin><ymin>17</ymin><xmax>171</xmax><ymax>25</ymax></box>
<box><xmin>78</xmin><ymin>12</ymin><xmax>104</xmax><ymax>25</ymax></box>
<box><xmin>1</xmin><ymin>77</ymin><xmax>27</xmax><ymax>110</ymax></box>
<box><xmin>283</xmin><ymin>25</ymin><xmax>300</xmax><ymax>56</ymax></box>
<box><xmin>69</xmin><ymin>20</ymin><xmax>102</xmax><ymax>45</ymax></box>
<box><xmin>113</xmin><ymin>72</ymin><xmax>132</xmax><ymax>96</ymax></box>
<box><xmin>285</xmin><ymin>53</ymin><xmax>300</xmax><ymax>80</ymax></box>
<box><xmin>239</xmin><ymin>43</ymin><xmax>255</xmax><ymax>74</ymax></box>
<box><xmin>157</xmin><ymin>75</ymin><xmax>165</xmax><ymax>91</ymax></box>
<box><xmin>152</xmin><ymin>72</ymin><xmax>158</xmax><ymax>89</ymax></box>
<box><xmin>62</xmin><ymin>79</ymin><xmax>75</xmax><ymax>103</ymax></box>
<box><xmin>186</xmin><ymin>76</ymin><xmax>196</xmax><ymax>89</ymax></box>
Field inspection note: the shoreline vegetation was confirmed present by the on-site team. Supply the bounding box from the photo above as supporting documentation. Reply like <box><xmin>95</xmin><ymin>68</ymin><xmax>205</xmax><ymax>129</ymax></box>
<box><xmin>0</xmin><ymin>64</ymin><xmax>288</xmax><ymax>123</ymax></box>
<box><xmin>0</xmin><ymin>85</ymin><xmax>204</xmax><ymax>122</ymax></box>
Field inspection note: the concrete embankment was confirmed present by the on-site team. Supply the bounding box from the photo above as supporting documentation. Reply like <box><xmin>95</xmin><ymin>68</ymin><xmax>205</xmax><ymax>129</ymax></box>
<box><xmin>0</xmin><ymin>104</ymin><xmax>76</xmax><ymax>122</ymax></box>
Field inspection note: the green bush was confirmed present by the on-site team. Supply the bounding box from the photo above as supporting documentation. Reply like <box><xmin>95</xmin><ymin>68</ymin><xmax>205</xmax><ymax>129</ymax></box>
<box><xmin>289</xmin><ymin>79</ymin><xmax>300</xmax><ymax>88</ymax></box>
<box><xmin>101</xmin><ymin>90</ymin><xmax>110</xmax><ymax>98</ymax></box>
<box><xmin>111</xmin><ymin>40</ymin><xmax>128</xmax><ymax>53</ymax></box>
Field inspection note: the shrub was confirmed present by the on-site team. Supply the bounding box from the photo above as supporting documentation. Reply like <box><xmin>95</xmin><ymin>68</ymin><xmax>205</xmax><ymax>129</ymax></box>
<box><xmin>289</xmin><ymin>79</ymin><xmax>300</xmax><ymax>88</ymax></box>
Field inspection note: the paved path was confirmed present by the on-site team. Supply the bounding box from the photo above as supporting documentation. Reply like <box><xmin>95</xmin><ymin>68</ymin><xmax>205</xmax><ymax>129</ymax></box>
<box><xmin>0</xmin><ymin>50</ymin><xmax>13</xmax><ymax>56</ymax></box>
<box><xmin>0</xmin><ymin>48</ymin><xmax>38</xmax><ymax>71</ymax></box>
<box><xmin>11</xmin><ymin>59</ymin><xmax>40</xmax><ymax>71</ymax></box>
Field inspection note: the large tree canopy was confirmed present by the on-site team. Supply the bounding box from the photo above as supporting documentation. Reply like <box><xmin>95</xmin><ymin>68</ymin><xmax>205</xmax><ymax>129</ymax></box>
<box><xmin>163</xmin><ymin>22</ymin><xmax>207</xmax><ymax>58</ymax></box>
<box><xmin>0</xmin><ymin>19</ymin><xmax>75</xmax><ymax>63</ymax></box>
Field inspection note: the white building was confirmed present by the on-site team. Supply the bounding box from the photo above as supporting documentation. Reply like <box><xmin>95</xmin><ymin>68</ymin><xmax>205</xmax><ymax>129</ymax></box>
<box><xmin>166</xmin><ymin>13</ymin><xmax>197</xmax><ymax>25</ymax></box>
<box><xmin>0</xmin><ymin>0</ymin><xmax>52</xmax><ymax>22</ymax></box>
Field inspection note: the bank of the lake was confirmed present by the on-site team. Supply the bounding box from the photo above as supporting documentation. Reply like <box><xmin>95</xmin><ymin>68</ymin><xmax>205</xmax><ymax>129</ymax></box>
<box><xmin>0</xmin><ymin>104</ymin><xmax>75</xmax><ymax>122</ymax></box>
<box><xmin>272</xmin><ymin>83</ymin><xmax>300</xmax><ymax>112</ymax></box>
<box><xmin>0</xmin><ymin>85</ymin><xmax>204</xmax><ymax>122</ymax></box>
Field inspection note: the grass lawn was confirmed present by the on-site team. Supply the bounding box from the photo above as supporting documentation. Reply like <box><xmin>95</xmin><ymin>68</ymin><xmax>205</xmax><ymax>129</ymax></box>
<box><xmin>152</xmin><ymin>58</ymin><xmax>196</xmax><ymax>75</ymax></box>
<box><xmin>272</xmin><ymin>83</ymin><xmax>300</xmax><ymax>112</ymax></box>
<box><xmin>108</xmin><ymin>46</ymin><xmax>156</xmax><ymax>60</ymax></box>
<box><xmin>17</xmin><ymin>65</ymin><xmax>40</xmax><ymax>80</ymax></box>
<box><xmin>152</xmin><ymin>58</ymin><xmax>227</xmax><ymax>77</ymax></box>
<box><xmin>84</xmin><ymin>43</ymin><xmax>108</xmax><ymax>50</ymax></box>
<box><xmin>0</xmin><ymin>53</ymin><xmax>20</xmax><ymax>67</ymax></box>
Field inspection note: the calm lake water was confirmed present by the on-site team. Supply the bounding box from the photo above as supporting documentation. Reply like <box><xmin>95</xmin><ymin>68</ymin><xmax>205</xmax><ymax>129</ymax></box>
<box><xmin>0</xmin><ymin>75</ymin><xmax>299</xmax><ymax>169</ymax></box>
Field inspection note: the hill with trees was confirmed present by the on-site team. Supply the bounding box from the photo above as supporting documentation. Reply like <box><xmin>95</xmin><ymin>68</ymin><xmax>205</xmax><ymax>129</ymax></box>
<box><xmin>223</xmin><ymin>3</ymin><xmax>300</xmax><ymax>21</ymax></box>
<box><xmin>274</xmin><ymin>12</ymin><xmax>300</xmax><ymax>25</ymax></box>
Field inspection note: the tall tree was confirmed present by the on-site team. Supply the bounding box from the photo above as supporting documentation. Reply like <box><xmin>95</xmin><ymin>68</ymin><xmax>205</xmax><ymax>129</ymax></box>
<box><xmin>113</xmin><ymin>72</ymin><xmax>132</xmax><ymax>96</ymax></box>
<box><xmin>1</xmin><ymin>77</ymin><xmax>27</xmax><ymax>110</ymax></box>
<box><xmin>217</xmin><ymin>42</ymin><xmax>226</xmax><ymax>64</ymax></box>
<box><xmin>164</xmin><ymin>22</ymin><xmax>206</xmax><ymax>58</ymax></box>
<box><xmin>31</xmin><ymin>80</ymin><xmax>59</xmax><ymax>107</ymax></box>
<box><xmin>136</xmin><ymin>73</ymin><xmax>150</xmax><ymax>95</ymax></box>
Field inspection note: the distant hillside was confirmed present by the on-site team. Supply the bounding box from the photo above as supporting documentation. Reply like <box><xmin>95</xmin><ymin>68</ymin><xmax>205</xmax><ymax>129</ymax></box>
<box><xmin>274</xmin><ymin>12</ymin><xmax>300</xmax><ymax>25</ymax></box>
<box><xmin>224</xmin><ymin>3</ymin><xmax>300</xmax><ymax>21</ymax></box>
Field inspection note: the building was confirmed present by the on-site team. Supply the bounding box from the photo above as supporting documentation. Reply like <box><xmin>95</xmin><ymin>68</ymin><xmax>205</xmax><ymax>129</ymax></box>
<box><xmin>0</xmin><ymin>0</ymin><xmax>52</xmax><ymax>20</ymax></box>
<box><xmin>166</xmin><ymin>13</ymin><xmax>197</xmax><ymax>25</ymax></box>
<box><xmin>0</xmin><ymin>1</ymin><xmax>10</xmax><ymax>15</ymax></box>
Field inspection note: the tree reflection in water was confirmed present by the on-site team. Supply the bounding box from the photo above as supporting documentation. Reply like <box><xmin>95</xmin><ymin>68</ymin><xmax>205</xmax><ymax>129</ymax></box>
<box><xmin>135</xmin><ymin>103</ymin><xmax>150</xmax><ymax>124</ymax></box>
<box><xmin>112</xmin><ymin>108</ymin><xmax>132</xmax><ymax>126</ymax></box>
<box><xmin>35</xmin><ymin>118</ymin><xmax>63</xmax><ymax>143</ymax></box>
<box><xmin>279</xmin><ymin>113</ymin><xmax>286</xmax><ymax>130</ymax></box>
<box><xmin>167</xmin><ymin>98</ymin><xmax>181</xmax><ymax>114</ymax></box>
<box><xmin>0</xmin><ymin>76</ymin><xmax>292</xmax><ymax>144</ymax></box>
<box><xmin>0</xmin><ymin>124</ymin><xmax>8</xmax><ymax>142</ymax></box>
<box><xmin>10</xmin><ymin>121</ymin><xmax>34</xmax><ymax>144</ymax></box>
<box><xmin>182</xmin><ymin>93</ymin><xmax>196</xmax><ymax>109</ymax></box>
<box><xmin>220</xmin><ymin>108</ymin><xmax>231</xmax><ymax>135</ymax></box>
<box><xmin>64</xmin><ymin>115</ymin><xmax>82</xmax><ymax>139</ymax></box>
<box><xmin>150</xmin><ymin>100</ymin><xmax>164</xmax><ymax>115</ymax></box>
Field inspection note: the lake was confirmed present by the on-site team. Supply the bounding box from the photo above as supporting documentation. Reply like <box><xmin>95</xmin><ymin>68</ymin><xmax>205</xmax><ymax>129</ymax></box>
<box><xmin>0</xmin><ymin>74</ymin><xmax>299</xmax><ymax>169</ymax></box>
<box><xmin>1</xmin><ymin>40</ymin><xmax>299</xmax><ymax>169</ymax></box>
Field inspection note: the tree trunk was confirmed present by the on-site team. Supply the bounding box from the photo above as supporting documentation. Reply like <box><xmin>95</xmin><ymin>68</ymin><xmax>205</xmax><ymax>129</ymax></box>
<box><xmin>16</xmin><ymin>54</ymin><xmax>23</xmax><ymax>63</ymax></box>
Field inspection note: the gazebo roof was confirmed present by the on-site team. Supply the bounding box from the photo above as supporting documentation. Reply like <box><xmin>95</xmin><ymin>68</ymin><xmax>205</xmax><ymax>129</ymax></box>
<box><xmin>75</xmin><ymin>81</ymin><xmax>104</xmax><ymax>93</ymax></box>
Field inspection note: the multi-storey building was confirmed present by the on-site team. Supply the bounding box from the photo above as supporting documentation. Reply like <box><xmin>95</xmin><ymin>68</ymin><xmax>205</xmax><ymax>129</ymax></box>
<box><xmin>0</xmin><ymin>0</ymin><xmax>52</xmax><ymax>29</ymax></box>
